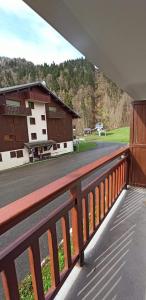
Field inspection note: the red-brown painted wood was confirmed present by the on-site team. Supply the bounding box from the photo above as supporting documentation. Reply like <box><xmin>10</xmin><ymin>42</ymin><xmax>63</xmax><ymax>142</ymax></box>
<box><xmin>28</xmin><ymin>240</ymin><xmax>45</xmax><ymax>300</ymax></box>
<box><xmin>1</xmin><ymin>262</ymin><xmax>19</xmax><ymax>300</ymax></box>
<box><xmin>61</xmin><ymin>214</ymin><xmax>72</xmax><ymax>269</ymax></box>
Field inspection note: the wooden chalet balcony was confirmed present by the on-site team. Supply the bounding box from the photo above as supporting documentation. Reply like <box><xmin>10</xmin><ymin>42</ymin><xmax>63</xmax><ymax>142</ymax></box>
<box><xmin>0</xmin><ymin>105</ymin><xmax>31</xmax><ymax>116</ymax></box>
<box><xmin>0</xmin><ymin>146</ymin><xmax>133</xmax><ymax>300</ymax></box>
<box><xmin>46</xmin><ymin>109</ymin><xmax>65</xmax><ymax>119</ymax></box>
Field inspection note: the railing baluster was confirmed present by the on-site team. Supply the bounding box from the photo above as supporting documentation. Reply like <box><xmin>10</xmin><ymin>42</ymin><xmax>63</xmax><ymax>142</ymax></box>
<box><xmin>109</xmin><ymin>174</ymin><xmax>112</xmax><ymax>207</ymax></box>
<box><xmin>82</xmin><ymin>195</ymin><xmax>89</xmax><ymax>242</ymax></box>
<box><xmin>121</xmin><ymin>163</ymin><xmax>123</xmax><ymax>188</ymax></box>
<box><xmin>48</xmin><ymin>226</ymin><xmax>60</xmax><ymax>288</ymax></box>
<box><xmin>89</xmin><ymin>191</ymin><xmax>96</xmax><ymax>233</ymax></box>
<box><xmin>112</xmin><ymin>171</ymin><xmax>115</xmax><ymax>203</ymax></box>
<box><xmin>115</xmin><ymin>168</ymin><xmax>118</xmax><ymax>198</ymax></box>
<box><xmin>123</xmin><ymin>161</ymin><xmax>126</xmax><ymax>185</ymax></box>
<box><xmin>100</xmin><ymin>182</ymin><xmax>104</xmax><ymax>219</ymax></box>
<box><xmin>28</xmin><ymin>239</ymin><xmax>45</xmax><ymax>300</ymax></box>
<box><xmin>105</xmin><ymin>177</ymin><xmax>109</xmax><ymax>212</ymax></box>
<box><xmin>118</xmin><ymin>165</ymin><xmax>121</xmax><ymax>193</ymax></box>
<box><xmin>61</xmin><ymin>214</ymin><xmax>72</xmax><ymax>269</ymax></box>
<box><xmin>70</xmin><ymin>183</ymin><xmax>84</xmax><ymax>266</ymax></box>
<box><xmin>95</xmin><ymin>186</ymin><xmax>100</xmax><ymax>225</ymax></box>
<box><xmin>1</xmin><ymin>261</ymin><xmax>19</xmax><ymax>300</ymax></box>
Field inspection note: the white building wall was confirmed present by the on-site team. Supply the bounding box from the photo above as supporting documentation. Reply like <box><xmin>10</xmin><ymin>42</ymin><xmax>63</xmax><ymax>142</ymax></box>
<box><xmin>0</xmin><ymin>148</ymin><xmax>29</xmax><ymax>171</ymax></box>
<box><xmin>43</xmin><ymin>141</ymin><xmax>73</xmax><ymax>157</ymax></box>
<box><xmin>26</xmin><ymin>101</ymin><xmax>48</xmax><ymax>142</ymax></box>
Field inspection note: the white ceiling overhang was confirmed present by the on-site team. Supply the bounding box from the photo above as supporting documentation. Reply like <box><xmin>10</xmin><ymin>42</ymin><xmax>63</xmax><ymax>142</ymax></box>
<box><xmin>24</xmin><ymin>0</ymin><xmax>146</xmax><ymax>100</ymax></box>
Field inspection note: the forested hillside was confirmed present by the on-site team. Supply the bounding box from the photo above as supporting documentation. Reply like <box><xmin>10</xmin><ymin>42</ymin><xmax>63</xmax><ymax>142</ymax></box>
<box><xmin>0</xmin><ymin>57</ymin><xmax>131</xmax><ymax>134</ymax></box>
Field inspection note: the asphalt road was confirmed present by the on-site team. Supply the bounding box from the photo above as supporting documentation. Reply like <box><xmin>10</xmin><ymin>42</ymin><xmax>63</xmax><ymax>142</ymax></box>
<box><xmin>0</xmin><ymin>142</ymin><xmax>126</xmax><ymax>296</ymax></box>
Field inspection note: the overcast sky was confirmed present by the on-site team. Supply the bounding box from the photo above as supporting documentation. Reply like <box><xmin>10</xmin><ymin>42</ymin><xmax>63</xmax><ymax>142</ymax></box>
<box><xmin>0</xmin><ymin>0</ymin><xmax>83</xmax><ymax>65</ymax></box>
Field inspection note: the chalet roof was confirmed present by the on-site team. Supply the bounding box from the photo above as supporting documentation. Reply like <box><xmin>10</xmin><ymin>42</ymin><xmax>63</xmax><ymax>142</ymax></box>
<box><xmin>0</xmin><ymin>81</ymin><xmax>79</xmax><ymax>118</ymax></box>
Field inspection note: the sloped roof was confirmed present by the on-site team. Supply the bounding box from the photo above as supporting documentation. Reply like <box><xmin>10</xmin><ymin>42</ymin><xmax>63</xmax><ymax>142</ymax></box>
<box><xmin>0</xmin><ymin>81</ymin><xmax>79</xmax><ymax>118</ymax></box>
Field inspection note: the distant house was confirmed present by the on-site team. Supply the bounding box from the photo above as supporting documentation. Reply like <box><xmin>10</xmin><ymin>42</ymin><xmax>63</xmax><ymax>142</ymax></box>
<box><xmin>0</xmin><ymin>82</ymin><xmax>79</xmax><ymax>171</ymax></box>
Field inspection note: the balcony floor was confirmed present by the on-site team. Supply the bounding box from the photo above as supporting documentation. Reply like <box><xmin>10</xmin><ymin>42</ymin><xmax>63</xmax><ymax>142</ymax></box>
<box><xmin>64</xmin><ymin>186</ymin><xmax>146</xmax><ymax>300</ymax></box>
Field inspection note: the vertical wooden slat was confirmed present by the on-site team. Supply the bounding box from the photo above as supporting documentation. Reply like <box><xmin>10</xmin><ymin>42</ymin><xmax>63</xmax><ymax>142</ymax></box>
<box><xmin>120</xmin><ymin>163</ymin><xmax>122</xmax><ymax>191</ymax></box>
<box><xmin>70</xmin><ymin>183</ymin><xmax>84</xmax><ymax>266</ymax></box>
<box><xmin>89</xmin><ymin>191</ymin><xmax>96</xmax><ymax>233</ymax></box>
<box><xmin>100</xmin><ymin>182</ymin><xmax>105</xmax><ymax>219</ymax></box>
<box><xmin>28</xmin><ymin>239</ymin><xmax>45</xmax><ymax>300</ymax></box>
<box><xmin>122</xmin><ymin>162</ymin><xmax>124</xmax><ymax>186</ymax></box>
<box><xmin>112</xmin><ymin>171</ymin><xmax>115</xmax><ymax>203</ymax></box>
<box><xmin>48</xmin><ymin>226</ymin><xmax>60</xmax><ymax>288</ymax></box>
<box><xmin>109</xmin><ymin>174</ymin><xmax>112</xmax><ymax>207</ymax></box>
<box><xmin>105</xmin><ymin>177</ymin><xmax>109</xmax><ymax>212</ymax></box>
<box><xmin>61</xmin><ymin>214</ymin><xmax>72</xmax><ymax>269</ymax></box>
<box><xmin>82</xmin><ymin>196</ymin><xmax>89</xmax><ymax>242</ymax></box>
<box><xmin>1</xmin><ymin>261</ymin><xmax>19</xmax><ymax>300</ymax></box>
<box><xmin>115</xmin><ymin>168</ymin><xmax>118</xmax><ymax>198</ymax></box>
<box><xmin>117</xmin><ymin>167</ymin><xmax>119</xmax><ymax>195</ymax></box>
<box><xmin>123</xmin><ymin>161</ymin><xmax>126</xmax><ymax>185</ymax></box>
<box><xmin>118</xmin><ymin>165</ymin><xmax>121</xmax><ymax>193</ymax></box>
<box><xmin>95</xmin><ymin>186</ymin><xmax>100</xmax><ymax>225</ymax></box>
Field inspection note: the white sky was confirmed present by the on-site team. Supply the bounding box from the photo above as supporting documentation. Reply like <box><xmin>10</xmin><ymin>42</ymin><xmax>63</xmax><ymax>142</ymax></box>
<box><xmin>0</xmin><ymin>0</ymin><xmax>83</xmax><ymax>65</ymax></box>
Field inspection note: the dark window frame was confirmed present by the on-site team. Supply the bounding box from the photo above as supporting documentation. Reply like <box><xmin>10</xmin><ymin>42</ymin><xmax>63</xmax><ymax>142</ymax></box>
<box><xmin>64</xmin><ymin>142</ymin><xmax>67</xmax><ymax>148</ymax></box>
<box><xmin>31</xmin><ymin>133</ymin><xmax>37</xmax><ymax>140</ymax></box>
<box><xmin>17</xmin><ymin>150</ymin><xmax>23</xmax><ymax>158</ymax></box>
<box><xmin>57</xmin><ymin>144</ymin><xmax>60</xmax><ymax>149</ymax></box>
<box><xmin>30</xmin><ymin>117</ymin><xmax>36</xmax><ymax>125</ymax></box>
<box><xmin>53</xmin><ymin>144</ymin><xmax>57</xmax><ymax>150</ymax></box>
<box><xmin>10</xmin><ymin>151</ymin><xmax>16</xmax><ymax>158</ymax></box>
<box><xmin>42</xmin><ymin>129</ymin><xmax>46</xmax><ymax>135</ymax></box>
<box><xmin>0</xmin><ymin>153</ymin><xmax>2</xmax><ymax>162</ymax></box>
<box><xmin>28</xmin><ymin>101</ymin><xmax>34</xmax><ymax>109</ymax></box>
<box><xmin>41</xmin><ymin>115</ymin><xmax>45</xmax><ymax>120</ymax></box>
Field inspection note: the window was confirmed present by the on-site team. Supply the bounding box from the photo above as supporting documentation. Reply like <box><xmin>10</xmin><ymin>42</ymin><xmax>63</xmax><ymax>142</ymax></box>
<box><xmin>10</xmin><ymin>151</ymin><xmax>16</xmax><ymax>158</ymax></box>
<box><xmin>28</xmin><ymin>101</ymin><xmax>34</xmax><ymax>109</ymax></box>
<box><xmin>6</xmin><ymin>100</ymin><xmax>20</xmax><ymax>107</ymax></box>
<box><xmin>64</xmin><ymin>143</ymin><xmax>67</xmax><ymax>148</ymax></box>
<box><xmin>0</xmin><ymin>153</ymin><xmax>2</xmax><ymax>162</ymax></box>
<box><xmin>30</xmin><ymin>117</ymin><xmax>35</xmax><ymax>125</ymax></box>
<box><xmin>41</xmin><ymin>115</ymin><xmax>45</xmax><ymax>120</ymax></box>
<box><xmin>17</xmin><ymin>150</ymin><xmax>23</xmax><ymax>158</ymax></box>
<box><xmin>4</xmin><ymin>134</ymin><xmax>15</xmax><ymax>141</ymax></box>
<box><xmin>42</xmin><ymin>129</ymin><xmax>46</xmax><ymax>135</ymax></box>
<box><xmin>44</xmin><ymin>146</ymin><xmax>47</xmax><ymax>151</ymax></box>
<box><xmin>48</xmin><ymin>106</ymin><xmax>56</xmax><ymax>112</ymax></box>
<box><xmin>57</xmin><ymin>144</ymin><xmax>60</xmax><ymax>149</ymax></box>
<box><xmin>31</xmin><ymin>133</ymin><xmax>37</xmax><ymax>140</ymax></box>
<box><xmin>53</xmin><ymin>144</ymin><xmax>57</xmax><ymax>150</ymax></box>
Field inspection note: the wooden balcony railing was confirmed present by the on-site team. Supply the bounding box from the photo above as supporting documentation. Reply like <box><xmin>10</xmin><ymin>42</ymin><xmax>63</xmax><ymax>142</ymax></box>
<box><xmin>0</xmin><ymin>146</ymin><xmax>129</xmax><ymax>300</ymax></box>
<box><xmin>0</xmin><ymin>105</ymin><xmax>31</xmax><ymax>116</ymax></box>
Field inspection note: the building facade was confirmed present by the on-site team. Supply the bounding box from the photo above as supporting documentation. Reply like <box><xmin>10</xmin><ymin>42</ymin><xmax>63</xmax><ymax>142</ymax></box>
<box><xmin>0</xmin><ymin>82</ymin><xmax>79</xmax><ymax>171</ymax></box>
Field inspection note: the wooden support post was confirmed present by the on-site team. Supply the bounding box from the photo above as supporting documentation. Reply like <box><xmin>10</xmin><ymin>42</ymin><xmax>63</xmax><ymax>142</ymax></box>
<box><xmin>70</xmin><ymin>182</ymin><xmax>84</xmax><ymax>267</ymax></box>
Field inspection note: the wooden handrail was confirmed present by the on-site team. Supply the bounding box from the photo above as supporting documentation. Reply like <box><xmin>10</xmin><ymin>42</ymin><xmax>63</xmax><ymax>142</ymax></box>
<box><xmin>0</xmin><ymin>146</ymin><xmax>129</xmax><ymax>235</ymax></box>
<box><xmin>0</xmin><ymin>148</ymin><xmax>129</xmax><ymax>300</ymax></box>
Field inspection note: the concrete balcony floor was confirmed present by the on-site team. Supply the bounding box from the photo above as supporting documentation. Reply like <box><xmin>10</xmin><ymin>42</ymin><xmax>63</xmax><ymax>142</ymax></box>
<box><xmin>59</xmin><ymin>186</ymin><xmax>146</xmax><ymax>300</ymax></box>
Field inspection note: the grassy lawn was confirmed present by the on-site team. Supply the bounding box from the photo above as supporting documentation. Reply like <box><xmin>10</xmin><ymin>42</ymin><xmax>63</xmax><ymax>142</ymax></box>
<box><xmin>76</xmin><ymin>127</ymin><xmax>129</xmax><ymax>153</ymax></box>
<box><xmin>82</xmin><ymin>127</ymin><xmax>130</xmax><ymax>144</ymax></box>
<box><xmin>19</xmin><ymin>245</ymin><xmax>65</xmax><ymax>300</ymax></box>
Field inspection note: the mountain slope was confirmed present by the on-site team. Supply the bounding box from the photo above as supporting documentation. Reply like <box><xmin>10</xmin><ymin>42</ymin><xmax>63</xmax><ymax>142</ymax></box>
<box><xmin>0</xmin><ymin>57</ymin><xmax>131</xmax><ymax>133</ymax></box>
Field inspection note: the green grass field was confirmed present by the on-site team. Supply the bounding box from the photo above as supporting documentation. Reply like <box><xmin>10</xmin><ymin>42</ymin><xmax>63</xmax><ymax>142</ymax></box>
<box><xmin>78</xmin><ymin>127</ymin><xmax>129</xmax><ymax>152</ymax></box>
